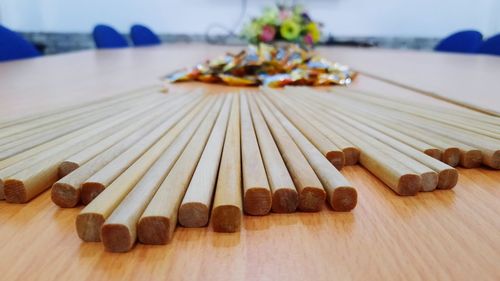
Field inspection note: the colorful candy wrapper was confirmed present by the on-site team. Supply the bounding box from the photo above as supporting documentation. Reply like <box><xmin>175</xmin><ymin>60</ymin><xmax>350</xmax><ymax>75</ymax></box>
<box><xmin>261</xmin><ymin>74</ymin><xmax>294</xmax><ymax>88</ymax></box>
<box><xmin>315</xmin><ymin>73</ymin><xmax>351</xmax><ymax>86</ymax></box>
<box><xmin>219</xmin><ymin>74</ymin><xmax>258</xmax><ymax>86</ymax></box>
<box><xmin>197</xmin><ymin>74</ymin><xmax>220</xmax><ymax>83</ymax></box>
<box><xmin>165</xmin><ymin>43</ymin><xmax>356</xmax><ymax>87</ymax></box>
<box><xmin>165</xmin><ymin>69</ymin><xmax>194</xmax><ymax>83</ymax></box>
<box><xmin>222</xmin><ymin>50</ymin><xmax>246</xmax><ymax>73</ymax></box>
<box><xmin>258</xmin><ymin>43</ymin><xmax>274</xmax><ymax>62</ymax></box>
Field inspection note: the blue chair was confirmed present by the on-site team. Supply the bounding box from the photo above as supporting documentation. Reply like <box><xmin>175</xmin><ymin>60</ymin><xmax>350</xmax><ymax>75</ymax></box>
<box><xmin>434</xmin><ymin>30</ymin><xmax>483</xmax><ymax>54</ymax></box>
<box><xmin>478</xmin><ymin>34</ymin><xmax>500</xmax><ymax>56</ymax></box>
<box><xmin>0</xmin><ymin>25</ymin><xmax>40</xmax><ymax>62</ymax></box>
<box><xmin>92</xmin><ymin>24</ymin><xmax>128</xmax><ymax>49</ymax></box>
<box><xmin>130</xmin><ymin>24</ymin><xmax>161</xmax><ymax>46</ymax></box>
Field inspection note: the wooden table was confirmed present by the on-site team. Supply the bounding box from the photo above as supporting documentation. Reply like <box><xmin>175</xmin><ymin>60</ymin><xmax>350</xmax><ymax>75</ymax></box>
<box><xmin>0</xmin><ymin>44</ymin><xmax>499</xmax><ymax>281</ymax></box>
<box><xmin>320</xmin><ymin>47</ymin><xmax>500</xmax><ymax>115</ymax></box>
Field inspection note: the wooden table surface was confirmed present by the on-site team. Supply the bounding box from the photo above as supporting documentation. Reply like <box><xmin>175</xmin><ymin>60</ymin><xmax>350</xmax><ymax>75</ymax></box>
<box><xmin>321</xmin><ymin>47</ymin><xmax>500</xmax><ymax>115</ymax></box>
<box><xmin>0</xmin><ymin>44</ymin><xmax>499</xmax><ymax>281</ymax></box>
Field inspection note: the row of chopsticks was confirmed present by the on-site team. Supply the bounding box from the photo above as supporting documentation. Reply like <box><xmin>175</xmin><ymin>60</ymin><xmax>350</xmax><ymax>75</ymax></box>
<box><xmin>0</xmin><ymin>88</ymin><xmax>356</xmax><ymax>252</ymax></box>
<box><xmin>69</xmin><ymin>89</ymin><xmax>358</xmax><ymax>252</ymax></box>
<box><xmin>0</xmin><ymin>86</ymin><xmax>498</xmax><ymax>253</ymax></box>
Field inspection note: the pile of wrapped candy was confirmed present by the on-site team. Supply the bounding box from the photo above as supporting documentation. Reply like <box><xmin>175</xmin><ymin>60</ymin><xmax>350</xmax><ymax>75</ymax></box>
<box><xmin>165</xmin><ymin>44</ymin><xmax>356</xmax><ymax>87</ymax></box>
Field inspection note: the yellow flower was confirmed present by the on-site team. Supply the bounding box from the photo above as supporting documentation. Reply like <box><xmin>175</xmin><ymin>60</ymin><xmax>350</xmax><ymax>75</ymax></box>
<box><xmin>280</xmin><ymin>19</ymin><xmax>301</xmax><ymax>41</ymax></box>
<box><xmin>306</xmin><ymin>22</ymin><xmax>321</xmax><ymax>43</ymax></box>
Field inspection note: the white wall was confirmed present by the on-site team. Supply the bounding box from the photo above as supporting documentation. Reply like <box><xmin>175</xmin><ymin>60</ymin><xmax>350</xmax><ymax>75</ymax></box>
<box><xmin>0</xmin><ymin>0</ymin><xmax>499</xmax><ymax>37</ymax></box>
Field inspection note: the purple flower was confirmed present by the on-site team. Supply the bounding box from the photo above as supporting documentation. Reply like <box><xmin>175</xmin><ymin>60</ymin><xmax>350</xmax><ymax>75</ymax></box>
<box><xmin>301</xmin><ymin>13</ymin><xmax>311</xmax><ymax>22</ymax></box>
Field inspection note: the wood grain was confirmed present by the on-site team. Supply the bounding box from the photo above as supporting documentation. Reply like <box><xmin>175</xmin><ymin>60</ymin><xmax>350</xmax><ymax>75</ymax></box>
<box><xmin>0</xmin><ymin>95</ymin><xmax>164</xmax><ymax>161</ymax></box>
<box><xmin>337</xmin><ymin>89</ymin><xmax>500</xmax><ymax>140</ymax></box>
<box><xmin>288</xmin><ymin>88</ymin><xmax>440</xmax><ymax>160</ymax></box>
<box><xmin>327</xmin><ymin>94</ymin><xmax>484</xmax><ymax>168</ymax></box>
<box><xmin>99</xmin><ymin>97</ymin><xmax>216</xmax><ymax>251</ymax></box>
<box><xmin>328</xmin><ymin>106</ymin><xmax>457</xmax><ymax>190</ymax></box>
<box><xmin>285</xmin><ymin>88</ymin><xmax>361</xmax><ymax>165</ymax></box>
<box><xmin>260</xmin><ymin>93</ymin><xmax>357</xmax><ymax>211</ymax></box>
<box><xmin>284</xmin><ymin>91</ymin><xmax>426</xmax><ymax>194</ymax></box>
<box><xmin>138</xmin><ymin>96</ymin><xmax>223</xmax><ymax>242</ymax></box>
<box><xmin>239</xmin><ymin>93</ymin><xmax>272</xmax><ymax>216</ymax></box>
<box><xmin>78</xmin><ymin>97</ymin><xmax>196</xmax><ymax>205</ymax></box>
<box><xmin>1</xmin><ymin>97</ymin><xmax>167</xmax><ymax>203</ymax></box>
<box><xmin>331</xmin><ymin>117</ymin><xmax>438</xmax><ymax>192</ymax></box>
<box><xmin>289</xmin><ymin>91</ymin><xmax>452</xmax><ymax>190</ymax></box>
<box><xmin>0</xmin><ymin>88</ymin><xmax>156</xmax><ymax>138</ymax></box>
<box><xmin>211</xmin><ymin>95</ymin><xmax>243</xmax><ymax>232</ymax></box>
<box><xmin>57</xmin><ymin>93</ymin><xmax>190</xmax><ymax>177</ymax></box>
<box><xmin>0</xmin><ymin>44</ymin><xmax>498</xmax><ymax>281</ymax></box>
<box><xmin>335</xmin><ymin>89</ymin><xmax>500</xmax><ymax>126</ymax></box>
<box><xmin>0</xmin><ymin>93</ymin><xmax>166</xmax><ymax>171</ymax></box>
<box><xmin>247</xmin><ymin>93</ymin><xmax>298</xmax><ymax>213</ymax></box>
<box><xmin>340</xmin><ymin>100</ymin><xmax>499</xmax><ymax>169</ymax></box>
<box><xmin>178</xmin><ymin>95</ymin><xmax>232</xmax><ymax>227</ymax></box>
<box><xmin>0</xmin><ymin>86</ymin><xmax>157</xmax><ymax>130</ymax></box>
<box><xmin>0</xmin><ymin>95</ymin><xmax>163</xmax><ymax>199</ymax></box>
<box><xmin>262</xmin><ymin>88</ymin><xmax>345</xmax><ymax>170</ymax></box>
<box><xmin>76</xmin><ymin>96</ymin><xmax>212</xmax><ymax>242</ymax></box>
<box><xmin>255</xmin><ymin>95</ymin><xmax>326</xmax><ymax>211</ymax></box>
<box><xmin>51</xmin><ymin>95</ymin><xmax>192</xmax><ymax>207</ymax></box>
<box><xmin>320</xmin><ymin>46</ymin><xmax>500</xmax><ymax>116</ymax></box>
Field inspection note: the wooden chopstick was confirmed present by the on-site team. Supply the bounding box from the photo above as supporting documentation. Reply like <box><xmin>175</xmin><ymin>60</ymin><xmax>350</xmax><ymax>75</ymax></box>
<box><xmin>0</xmin><ymin>87</ymin><xmax>158</xmax><ymax>133</ymax></box>
<box><xmin>293</xmin><ymin>94</ymin><xmax>438</xmax><ymax>192</ymax></box>
<box><xmin>313</xmin><ymin>93</ymin><xmax>472</xmax><ymax>167</ymax></box>
<box><xmin>100</xmin><ymin>96</ymin><xmax>224</xmax><ymax>251</ymax></box>
<box><xmin>238</xmin><ymin>93</ymin><xmax>272</xmax><ymax>215</ymax></box>
<box><xmin>411</xmin><ymin>118</ymin><xmax>500</xmax><ymax>170</ymax></box>
<box><xmin>1</xmin><ymin>96</ymin><xmax>173</xmax><ymax>203</ymax></box>
<box><xmin>0</xmin><ymin>94</ymin><xmax>165</xmax><ymax>161</ymax></box>
<box><xmin>137</xmin><ymin>96</ymin><xmax>224</xmax><ymax>243</ymax></box>
<box><xmin>358</xmin><ymin>111</ymin><xmax>482</xmax><ymax>168</ymax></box>
<box><xmin>328</xmin><ymin>106</ymin><xmax>457</xmax><ymax>190</ymax></box>
<box><xmin>336</xmin><ymin>98</ymin><xmax>496</xmax><ymax>169</ymax></box>
<box><xmin>76</xmin><ymin>95</ymin><xmax>214</xmax><ymax>242</ymax></box>
<box><xmin>288</xmin><ymin>89</ymin><xmax>441</xmax><ymax>160</ymax></box>
<box><xmin>0</xmin><ymin>92</ymin><xmax>158</xmax><ymax>146</ymax></box>
<box><xmin>335</xmin><ymin>87</ymin><xmax>500</xmax><ymax>125</ymax></box>
<box><xmin>0</xmin><ymin>96</ymin><xmax>171</xmax><ymax>200</ymax></box>
<box><xmin>333</xmin><ymin>88</ymin><xmax>500</xmax><ymax>139</ymax></box>
<box><xmin>329</xmin><ymin>120</ymin><xmax>422</xmax><ymax>195</ymax></box>
<box><xmin>289</xmin><ymin>91</ymin><xmax>457</xmax><ymax>189</ymax></box>
<box><xmin>51</xmin><ymin>95</ymin><xmax>199</xmax><ymax>208</ymax></box>
<box><xmin>78</xmin><ymin>97</ymin><xmax>205</xmax><ymax>205</ymax></box>
<box><xmin>178</xmin><ymin>95</ymin><xmax>232</xmax><ymax>227</ymax></box>
<box><xmin>287</xmin><ymin>91</ymin><xmax>422</xmax><ymax>195</ymax></box>
<box><xmin>0</xmin><ymin>109</ymin><xmax>118</xmax><ymax>160</ymax></box>
<box><xmin>0</xmin><ymin>113</ymin><xmax>102</xmax><ymax>147</ymax></box>
<box><xmin>57</xmin><ymin>93</ymin><xmax>192</xmax><ymax>178</ymax></box>
<box><xmin>259</xmin><ymin>94</ymin><xmax>357</xmax><ymax>210</ymax></box>
<box><xmin>247</xmin><ymin>94</ymin><xmax>298</xmax><ymax>213</ymax></box>
<box><xmin>262</xmin><ymin>88</ymin><xmax>345</xmax><ymax>170</ymax></box>
<box><xmin>210</xmin><ymin>94</ymin><xmax>243</xmax><ymax>232</ymax></box>
<box><xmin>284</xmin><ymin>90</ymin><xmax>360</xmax><ymax>165</ymax></box>
<box><xmin>255</xmin><ymin>94</ymin><xmax>326</xmax><ymax>211</ymax></box>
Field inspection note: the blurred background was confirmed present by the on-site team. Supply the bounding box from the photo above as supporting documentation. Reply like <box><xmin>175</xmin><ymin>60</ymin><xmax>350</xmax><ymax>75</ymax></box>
<box><xmin>0</xmin><ymin>0</ymin><xmax>499</xmax><ymax>54</ymax></box>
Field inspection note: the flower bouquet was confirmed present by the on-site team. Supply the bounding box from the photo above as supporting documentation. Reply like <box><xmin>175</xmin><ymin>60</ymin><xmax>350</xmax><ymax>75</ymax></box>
<box><xmin>242</xmin><ymin>4</ymin><xmax>322</xmax><ymax>46</ymax></box>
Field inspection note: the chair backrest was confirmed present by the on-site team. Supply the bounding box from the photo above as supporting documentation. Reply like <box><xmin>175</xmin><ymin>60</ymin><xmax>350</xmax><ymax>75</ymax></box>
<box><xmin>92</xmin><ymin>24</ymin><xmax>128</xmax><ymax>49</ymax></box>
<box><xmin>0</xmin><ymin>25</ymin><xmax>40</xmax><ymax>62</ymax></box>
<box><xmin>130</xmin><ymin>24</ymin><xmax>161</xmax><ymax>46</ymax></box>
<box><xmin>478</xmin><ymin>34</ymin><xmax>500</xmax><ymax>56</ymax></box>
<box><xmin>434</xmin><ymin>30</ymin><xmax>483</xmax><ymax>54</ymax></box>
